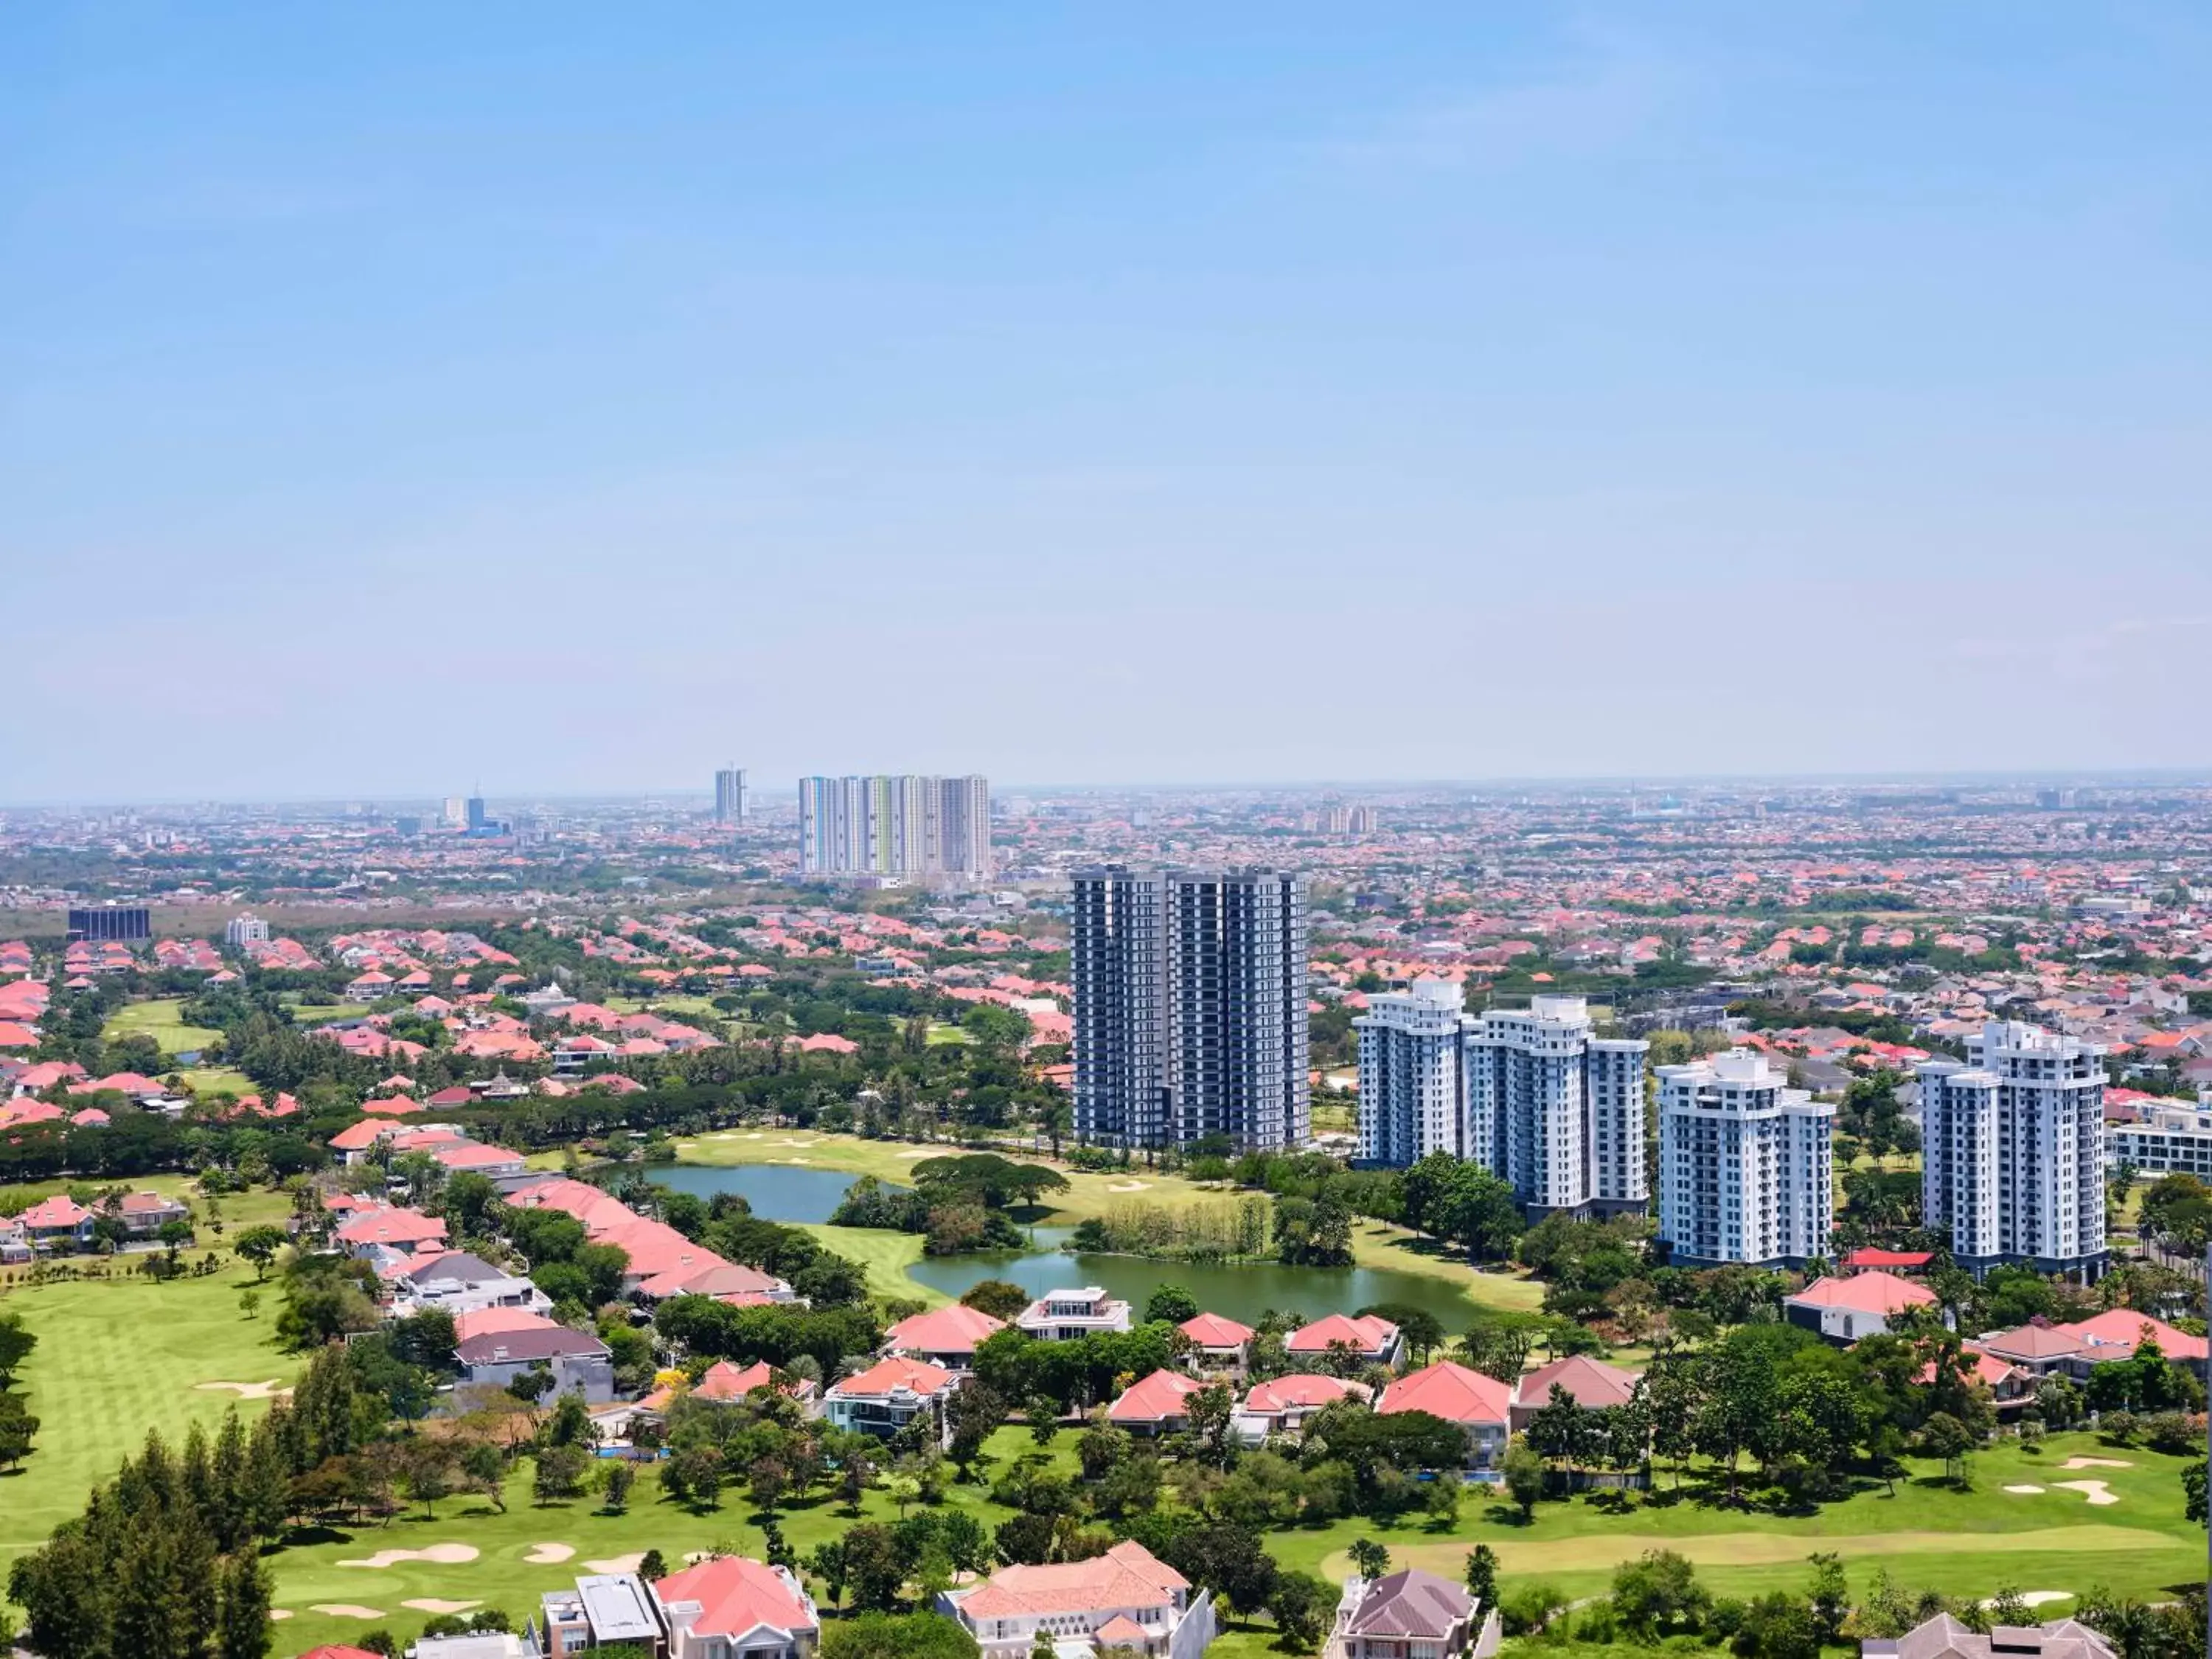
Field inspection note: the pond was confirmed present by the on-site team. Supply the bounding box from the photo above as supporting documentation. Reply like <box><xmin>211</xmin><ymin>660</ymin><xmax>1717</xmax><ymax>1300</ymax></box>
<box><xmin>650</xmin><ymin>1162</ymin><xmax>884</xmax><ymax>1225</ymax></box>
<box><xmin>661</xmin><ymin>1161</ymin><xmax>1499</xmax><ymax>1327</ymax></box>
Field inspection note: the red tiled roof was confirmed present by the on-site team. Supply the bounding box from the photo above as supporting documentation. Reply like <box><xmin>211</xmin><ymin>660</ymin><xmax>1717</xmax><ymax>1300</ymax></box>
<box><xmin>1287</xmin><ymin>1312</ymin><xmax>1397</xmax><ymax>1354</ymax></box>
<box><xmin>1379</xmin><ymin>1360</ymin><xmax>1511</xmax><ymax>1427</ymax></box>
<box><xmin>1242</xmin><ymin>1374</ymin><xmax>1362</xmax><ymax>1413</ymax></box>
<box><xmin>829</xmin><ymin>1355</ymin><xmax>956</xmax><ymax>1401</ymax></box>
<box><xmin>884</xmin><ymin>1302</ymin><xmax>1005</xmax><ymax>1357</ymax></box>
<box><xmin>1109</xmin><ymin>1368</ymin><xmax>1205</xmax><ymax>1425</ymax></box>
<box><xmin>1842</xmin><ymin>1248</ymin><xmax>1935</xmax><ymax>1270</ymax></box>
<box><xmin>1513</xmin><ymin>1354</ymin><xmax>1639</xmax><ymax>1412</ymax></box>
<box><xmin>956</xmin><ymin>1540</ymin><xmax>1186</xmax><ymax>1621</ymax></box>
<box><xmin>652</xmin><ymin>1555</ymin><xmax>815</xmax><ymax>1641</ymax></box>
<box><xmin>2061</xmin><ymin>1309</ymin><xmax>2209</xmax><ymax>1363</ymax></box>
<box><xmin>1787</xmin><ymin>1270</ymin><xmax>1937</xmax><ymax>1316</ymax></box>
<box><xmin>1179</xmin><ymin>1312</ymin><xmax>1254</xmax><ymax>1347</ymax></box>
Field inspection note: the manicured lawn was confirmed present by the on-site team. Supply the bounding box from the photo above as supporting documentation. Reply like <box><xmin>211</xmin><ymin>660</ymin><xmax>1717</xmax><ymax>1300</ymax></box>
<box><xmin>1286</xmin><ymin>1432</ymin><xmax>2204</xmax><ymax>1608</ymax></box>
<box><xmin>105</xmin><ymin>996</ymin><xmax>223</xmax><ymax>1055</ymax></box>
<box><xmin>793</xmin><ymin>1224</ymin><xmax>949</xmax><ymax>1307</ymax></box>
<box><xmin>925</xmin><ymin>1023</ymin><xmax>973</xmax><ymax>1046</ymax></box>
<box><xmin>181</xmin><ymin>1065</ymin><xmax>258</xmax><ymax>1096</ymax></box>
<box><xmin>0</xmin><ymin>1268</ymin><xmax>297</xmax><ymax>1579</ymax></box>
<box><xmin>286</xmin><ymin>1002</ymin><xmax>375</xmax><ymax>1024</ymax></box>
<box><xmin>670</xmin><ymin>1131</ymin><xmax>1545</xmax><ymax>1317</ymax></box>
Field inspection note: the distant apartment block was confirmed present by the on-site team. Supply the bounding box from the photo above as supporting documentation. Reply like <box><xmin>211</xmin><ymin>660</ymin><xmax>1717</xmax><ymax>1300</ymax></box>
<box><xmin>797</xmin><ymin>774</ymin><xmax>991</xmax><ymax>880</ymax></box>
<box><xmin>1357</xmin><ymin>978</ymin><xmax>1474</xmax><ymax>1164</ymax></box>
<box><xmin>1071</xmin><ymin>866</ymin><xmax>1309</xmax><ymax>1151</ymax></box>
<box><xmin>1657</xmin><ymin>1048</ymin><xmax>1834</xmax><ymax>1268</ymax></box>
<box><xmin>1466</xmin><ymin>995</ymin><xmax>1648</xmax><ymax>1215</ymax></box>
<box><xmin>2106</xmin><ymin>1091</ymin><xmax>2212</xmax><ymax>1180</ymax></box>
<box><xmin>714</xmin><ymin>765</ymin><xmax>747</xmax><ymax>824</ymax></box>
<box><xmin>1919</xmin><ymin>1020</ymin><xmax>2107</xmax><ymax>1279</ymax></box>
<box><xmin>66</xmin><ymin>905</ymin><xmax>150</xmax><ymax>943</ymax></box>
<box><xmin>224</xmin><ymin>913</ymin><xmax>271</xmax><ymax>946</ymax></box>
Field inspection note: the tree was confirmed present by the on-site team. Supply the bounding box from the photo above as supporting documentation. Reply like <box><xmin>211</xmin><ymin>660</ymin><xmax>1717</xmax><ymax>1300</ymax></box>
<box><xmin>0</xmin><ymin>1392</ymin><xmax>38</xmax><ymax>1471</ymax></box>
<box><xmin>1144</xmin><ymin>1284</ymin><xmax>1200</xmax><ymax>1325</ymax></box>
<box><xmin>1160</xmin><ymin>1520</ymin><xmax>1280</xmax><ymax>1618</ymax></box>
<box><xmin>462</xmin><ymin>1441</ymin><xmax>509</xmax><ymax>1512</ymax></box>
<box><xmin>232</xmin><ymin>1225</ymin><xmax>288</xmax><ymax>1280</ymax></box>
<box><xmin>532</xmin><ymin>1444</ymin><xmax>590</xmax><ymax>1504</ymax></box>
<box><xmin>1268</xmin><ymin>1571</ymin><xmax>1335</xmax><ymax>1649</ymax></box>
<box><xmin>841</xmin><ymin>1522</ymin><xmax>909</xmax><ymax>1610</ymax></box>
<box><xmin>1348</xmin><ymin>1538</ymin><xmax>1391</xmax><ymax>1580</ymax></box>
<box><xmin>806</xmin><ymin>1539</ymin><xmax>849</xmax><ymax>1607</ymax></box>
<box><xmin>961</xmin><ymin>1279</ymin><xmax>1032</xmax><ymax>1321</ymax></box>
<box><xmin>0</xmin><ymin>1311</ymin><xmax>39</xmax><ymax>1386</ymax></box>
<box><xmin>1919</xmin><ymin>1411</ymin><xmax>1975</xmax><ymax>1485</ymax></box>
<box><xmin>1503</xmin><ymin>1440</ymin><xmax>1545</xmax><ymax>1520</ymax></box>
<box><xmin>1464</xmin><ymin>1544</ymin><xmax>1498</xmax><ymax>1610</ymax></box>
<box><xmin>603</xmin><ymin>1460</ymin><xmax>636</xmax><ymax>1513</ymax></box>
<box><xmin>1610</xmin><ymin>1549</ymin><xmax>1709</xmax><ymax>1639</ymax></box>
<box><xmin>638</xmin><ymin>1548</ymin><xmax>669</xmax><ymax>1583</ymax></box>
<box><xmin>403</xmin><ymin>1443</ymin><xmax>456</xmax><ymax>1516</ymax></box>
<box><xmin>217</xmin><ymin>1551</ymin><xmax>273</xmax><ymax>1659</ymax></box>
<box><xmin>237</xmin><ymin>1287</ymin><xmax>262</xmax><ymax>1321</ymax></box>
<box><xmin>2183</xmin><ymin>1462</ymin><xmax>2205</xmax><ymax>1527</ymax></box>
<box><xmin>1357</xmin><ymin>1303</ymin><xmax>1444</xmax><ymax>1365</ymax></box>
<box><xmin>1806</xmin><ymin>1552</ymin><xmax>1849</xmax><ymax>1645</ymax></box>
<box><xmin>819</xmin><ymin>1610</ymin><xmax>981</xmax><ymax>1658</ymax></box>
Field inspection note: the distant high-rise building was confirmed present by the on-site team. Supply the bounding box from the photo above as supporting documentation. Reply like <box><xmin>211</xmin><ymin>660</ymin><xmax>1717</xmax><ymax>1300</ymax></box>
<box><xmin>1071</xmin><ymin>867</ymin><xmax>1308</xmax><ymax>1152</ymax></box>
<box><xmin>1657</xmin><ymin>1048</ymin><xmax>1833</xmax><ymax>1267</ymax></box>
<box><xmin>1467</xmin><ymin>996</ymin><xmax>1648</xmax><ymax>1215</ymax></box>
<box><xmin>798</xmin><ymin>775</ymin><xmax>991</xmax><ymax>880</ymax></box>
<box><xmin>1356</xmin><ymin>978</ymin><xmax>1474</xmax><ymax>1165</ymax></box>
<box><xmin>224</xmin><ymin>913</ymin><xmax>271</xmax><ymax>947</ymax></box>
<box><xmin>1918</xmin><ymin>1021</ymin><xmax>2106</xmax><ymax>1279</ymax></box>
<box><xmin>67</xmin><ymin>905</ymin><xmax>151</xmax><ymax>944</ymax></box>
<box><xmin>442</xmin><ymin>796</ymin><xmax>467</xmax><ymax>829</ymax></box>
<box><xmin>465</xmin><ymin>795</ymin><xmax>489</xmax><ymax>832</ymax></box>
<box><xmin>393</xmin><ymin>815</ymin><xmax>423</xmax><ymax>837</ymax></box>
<box><xmin>1348</xmin><ymin>804</ymin><xmax>1378</xmax><ymax>835</ymax></box>
<box><xmin>714</xmin><ymin>766</ymin><xmax>748</xmax><ymax>824</ymax></box>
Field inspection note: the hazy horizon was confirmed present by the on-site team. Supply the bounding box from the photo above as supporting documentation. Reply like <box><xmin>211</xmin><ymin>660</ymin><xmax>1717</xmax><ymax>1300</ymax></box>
<box><xmin>7</xmin><ymin>3</ymin><xmax>2210</xmax><ymax>799</ymax></box>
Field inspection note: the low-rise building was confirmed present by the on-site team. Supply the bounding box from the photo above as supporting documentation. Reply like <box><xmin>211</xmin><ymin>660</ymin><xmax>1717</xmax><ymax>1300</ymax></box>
<box><xmin>1109</xmin><ymin>1368</ymin><xmax>1209</xmax><ymax>1436</ymax></box>
<box><xmin>1507</xmin><ymin>1354</ymin><xmax>1641</xmax><ymax>1434</ymax></box>
<box><xmin>1377</xmin><ymin>1360</ymin><xmax>1512</xmax><ymax>1472</ymax></box>
<box><xmin>388</xmin><ymin>1251</ymin><xmax>552</xmax><ymax>1323</ymax></box>
<box><xmin>1017</xmin><ymin>1286</ymin><xmax>1132</xmax><ymax>1340</ymax></box>
<box><xmin>1332</xmin><ymin>1568</ymin><xmax>1498</xmax><ymax>1659</ymax></box>
<box><xmin>1177</xmin><ymin>1311</ymin><xmax>1254</xmax><ymax>1374</ymax></box>
<box><xmin>1286</xmin><ymin>1312</ymin><xmax>1402</xmax><ymax>1370</ymax></box>
<box><xmin>453</xmin><ymin>1324</ymin><xmax>614</xmax><ymax>1403</ymax></box>
<box><xmin>939</xmin><ymin>1539</ymin><xmax>1214</xmax><ymax>1659</ymax></box>
<box><xmin>1861</xmin><ymin>1613</ymin><xmax>2113</xmax><ymax>1659</ymax></box>
<box><xmin>822</xmin><ymin>1355</ymin><xmax>959</xmax><ymax>1440</ymax></box>
<box><xmin>1783</xmin><ymin>1270</ymin><xmax>1938</xmax><ymax>1343</ymax></box>
<box><xmin>655</xmin><ymin>1554</ymin><xmax>820</xmax><ymax>1659</ymax></box>
<box><xmin>532</xmin><ymin>1571</ymin><xmax>664</xmax><ymax>1657</ymax></box>
<box><xmin>882</xmin><ymin>1302</ymin><xmax>1006</xmax><ymax>1369</ymax></box>
<box><xmin>2105</xmin><ymin>1091</ymin><xmax>2212</xmax><ymax>1178</ymax></box>
<box><xmin>1232</xmin><ymin>1374</ymin><xmax>1368</xmax><ymax>1444</ymax></box>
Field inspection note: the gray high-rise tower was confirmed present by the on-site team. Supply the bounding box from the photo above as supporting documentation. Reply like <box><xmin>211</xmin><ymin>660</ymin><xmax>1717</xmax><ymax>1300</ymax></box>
<box><xmin>1071</xmin><ymin>866</ymin><xmax>1308</xmax><ymax>1152</ymax></box>
<box><xmin>714</xmin><ymin>766</ymin><xmax>747</xmax><ymax>824</ymax></box>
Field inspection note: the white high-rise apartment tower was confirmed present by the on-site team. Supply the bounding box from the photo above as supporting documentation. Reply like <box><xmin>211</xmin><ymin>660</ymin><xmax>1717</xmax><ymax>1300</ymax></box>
<box><xmin>1657</xmin><ymin>1048</ymin><xmax>1834</xmax><ymax>1267</ymax></box>
<box><xmin>1071</xmin><ymin>867</ymin><xmax>1309</xmax><ymax>1152</ymax></box>
<box><xmin>798</xmin><ymin>775</ymin><xmax>992</xmax><ymax>881</ymax></box>
<box><xmin>1917</xmin><ymin>1020</ymin><xmax>2106</xmax><ymax>1279</ymax></box>
<box><xmin>1466</xmin><ymin>995</ymin><xmax>1648</xmax><ymax>1214</ymax></box>
<box><xmin>714</xmin><ymin>766</ymin><xmax>746</xmax><ymax>824</ymax></box>
<box><xmin>1356</xmin><ymin>978</ymin><xmax>1475</xmax><ymax>1166</ymax></box>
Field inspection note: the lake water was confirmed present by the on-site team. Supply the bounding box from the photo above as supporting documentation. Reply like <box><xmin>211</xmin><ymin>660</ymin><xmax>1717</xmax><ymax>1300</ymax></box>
<box><xmin>661</xmin><ymin>1162</ymin><xmax>1494</xmax><ymax>1328</ymax></box>
<box><xmin>651</xmin><ymin>1162</ymin><xmax>880</xmax><ymax>1225</ymax></box>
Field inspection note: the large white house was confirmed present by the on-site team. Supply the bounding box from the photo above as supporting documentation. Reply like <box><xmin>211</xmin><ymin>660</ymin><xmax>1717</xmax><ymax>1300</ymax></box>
<box><xmin>939</xmin><ymin>1540</ymin><xmax>1216</xmax><ymax>1659</ymax></box>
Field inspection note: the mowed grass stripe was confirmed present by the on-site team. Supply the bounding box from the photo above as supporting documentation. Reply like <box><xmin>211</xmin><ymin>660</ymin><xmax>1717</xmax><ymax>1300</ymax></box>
<box><xmin>1324</xmin><ymin>1524</ymin><xmax>2181</xmax><ymax>1579</ymax></box>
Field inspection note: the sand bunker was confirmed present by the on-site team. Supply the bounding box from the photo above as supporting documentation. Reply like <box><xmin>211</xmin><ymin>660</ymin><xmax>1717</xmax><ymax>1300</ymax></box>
<box><xmin>268</xmin><ymin>1611</ymin><xmax>293</xmax><ymax>1622</ymax></box>
<box><xmin>585</xmin><ymin>1553</ymin><xmax>646</xmax><ymax>1573</ymax></box>
<box><xmin>1985</xmin><ymin>1593</ymin><xmax>2073</xmax><ymax>1609</ymax></box>
<box><xmin>785</xmin><ymin>1156</ymin><xmax>812</xmax><ymax>1164</ymax></box>
<box><xmin>524</xmin><ymin>1543</ymin><xmax>577</xmax><ymax>1565</ymax></box>
<box><xmin>897</xmin><ymin>1150</ymin><xmax>932</xmax><ymax>1159</ymax></box>
<box><xmin>195</xmin><ymin>1380</ymin><xmax>292</xmax><ymax>1400</ymax></box>
<box><xmin>339</xmin><ymin>1543</ymin><xmax>481</xmax><ymax>1569</ymax></box>
<box><xmin>1107</xmin><ymin>1181</ymin><xmax>1151</xmax><ymax>1192</ymax></box>
<box><xmin>403</xmin><ymin>1600</ymin><xmax>482</xmax><ymax>1615</ymax></box>
<box><xmin>2052</xmin><ymin>1480</ymin><xmax>2118</xmax><ymax>1506</ymax></box>
<box><xmin>2003</xmin><ymin>1484</ymin><xmax>2048</xmax><ymax>1495</ymax></box>
<box><xmin>2061</xmin><ymin>1456</ymin><xmax>2132</xmax><ymax>1470</ymax></box>
<box><xmin>310</xmin><ymin>1605</ymin><xmax>386</xmax><ymax>1619</ymax></box>
<box><xmin>771</xmin><ymin>1138</ymin><xmax>816</xmax><ymax>1148</ymax></box>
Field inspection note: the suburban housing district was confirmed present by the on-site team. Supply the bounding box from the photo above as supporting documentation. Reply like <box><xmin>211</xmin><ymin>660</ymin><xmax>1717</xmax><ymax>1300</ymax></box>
<box><xmin>0</xmin><ymin>773</ymin><xmax>2205</xmax><ymax>1659</ymax></box>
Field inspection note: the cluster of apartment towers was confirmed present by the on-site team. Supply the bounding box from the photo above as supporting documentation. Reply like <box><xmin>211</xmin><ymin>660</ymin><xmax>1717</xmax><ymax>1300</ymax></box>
<box><xmin>1072</xmin><ymin>869</ymin><xmax>2108</xmax><ymax>1278</ymax></box>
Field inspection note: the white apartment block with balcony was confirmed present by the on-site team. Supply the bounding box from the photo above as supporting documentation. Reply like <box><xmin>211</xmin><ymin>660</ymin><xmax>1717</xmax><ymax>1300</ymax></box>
<box><xmin>1918</xmin><ymin>1021</ymin><xmax>2107</xmax><ymax>1279</ymax></box>
<box><xmin>1017</xmin><ymin>1286</ymin><xmax>1133</xmax><ymax>1340</ymax></box>
<box><xmin>2106</xmin><ymin>1091</ymin><xmax>2212</xmax><ymax>1180</ymax></box>
<box><xmin>1657</xmin><ymin>1048</ymin><xmax>1834</xmax><ymax>1268</ymax></box>
<box><xmin>1466</xmin><ymin>996</ymin><xmax>1649</xmax><ymax>1216</ymax></box>
<box><xmin>1356</xmin><ymin>978</ymin><xmax>1475</xmax><ymax>1165</ymax></box>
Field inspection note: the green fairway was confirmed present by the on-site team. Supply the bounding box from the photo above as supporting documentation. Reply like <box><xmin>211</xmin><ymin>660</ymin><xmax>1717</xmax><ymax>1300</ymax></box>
<box><xmin>181</xmin><ymin>1065</ymin><xmax>257</xmax><ymax>1096</ymax></box>
<box><xmin>286</xmin><ymin>1002</ymin><xmax>375</xmax><ymax>1024</ymax></box>
<box><xmin>924</xmin><ymin>1022</ymin><xmax>973</xmax><ymax>1045</ymax></box>
<box><xmin>792</xmin><ymin>1223</ymin><xmax>949</xmax><ymax>1306</ymax></box>
<box><xmin>0</xmin><ymin>1270</ymin><xmax>297</xmax><ymax>1576</ymax></box>
<box><xmin>105</xmin><ymin>997</ymin><xmax>222</xmax><ymax>1055</ymax></box>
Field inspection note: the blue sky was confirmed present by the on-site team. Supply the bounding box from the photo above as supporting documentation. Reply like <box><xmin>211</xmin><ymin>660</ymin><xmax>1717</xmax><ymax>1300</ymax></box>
<box><xmin>5</xmin><ymin>2</ymin><xmax>2209</xmax><ymax>801</ymax></box>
